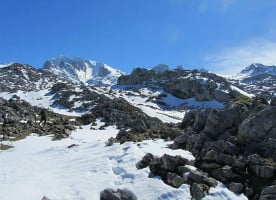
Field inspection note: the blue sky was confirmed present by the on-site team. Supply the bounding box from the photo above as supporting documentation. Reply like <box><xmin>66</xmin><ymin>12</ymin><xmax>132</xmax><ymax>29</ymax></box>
<box><xmin>1</xmin><ymin>0</ymin><xmax>276</xmax><ymax>74</ymax></box>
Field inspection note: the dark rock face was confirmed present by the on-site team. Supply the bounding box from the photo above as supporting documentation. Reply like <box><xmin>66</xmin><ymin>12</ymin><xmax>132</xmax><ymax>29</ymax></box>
<box><xmin>41</xmin><ymin>196</ymin><xmax>51</xmax><ymax>200</ymax></box>
<box><xmin>271</xmin><ymin>97</ymin><xmax>276</xmax><ymax>106</ymax></box>
<box><xmin>100</xmin><ymin>188</ymin><xmax>137</xmax><ymax>200</ymax></box>
<box><xmin>238</xmin><ymin>107</ymin><xmax>276</xmax><ymax>143</ymax></box>
<box><xmin>259</xmin><ymin>185</ymin><xmax>276</xmax><ymax>200</ymax></box>
<box><xmin>190</xmin><ymin>183</ymin><xmax>209</xmax><ymax>200</ymax></box>
<box><xmin>228</xmin><ymin>182</ymin><xmax>244</xmax><ymax>194</ymax></box>
<box><xmin>172</xmin><ymin>99</ymin><xmax>276</xmax><ymax>199</ymax></box>
<box><xmin>0</xmin><ymin>97</ymin><xmax>75</xmax><ymax>141</ymax></box>
<box><xmin>136</xmin><ymin>153</ymin><xmax>155</xmax><ymax>169</ymax></box>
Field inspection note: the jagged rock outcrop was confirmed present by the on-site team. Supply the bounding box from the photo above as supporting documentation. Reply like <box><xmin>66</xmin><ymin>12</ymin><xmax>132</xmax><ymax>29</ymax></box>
<box><xmin>0</xmin><ymin>63</ymin><xmax>60</xmax><ymax>92</ymax></box>
<box><xmin>0</xmin><ymin>97</ymin><xmax>75</xmax><ymax>141</ymax></box>
<box><xmin>136</xmin><ymin>153</ymin><xmax>218</xmax><ymax>199</ymax></box>
<box><xmin>171</xmin><ymin>97</ymin><xmax>276</xmax><ymax>199</ymax></box>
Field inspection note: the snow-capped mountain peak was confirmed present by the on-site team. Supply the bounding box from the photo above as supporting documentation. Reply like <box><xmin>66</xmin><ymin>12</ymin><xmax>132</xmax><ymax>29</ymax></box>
<box><xmin>239</xmin><ymin>63</ymin><xmax>276</xmax><ymax>78</ymax></box>
<box><xmin>228</xmin><ymin>63</ymin><xmax>276</xmax><ymax>98</ymax></box>
<box><xmin>43</xmin><ymin>56</ymin><xmax>123</xmax><ymax>86</ymax></box>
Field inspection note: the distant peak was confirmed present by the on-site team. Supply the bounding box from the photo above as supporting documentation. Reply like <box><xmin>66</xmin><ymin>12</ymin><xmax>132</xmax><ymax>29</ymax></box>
<box><xmin>152</xmin><ymin>64</ymin><xmax>170</xmax><ymax>72</ymax></box>
<box><xmin>240</xmin><ymin>63</ymin><xmax>276</xmax><ymax>77</ymax></box>
<box><xmin>43</xmin><ymin>56</ymin><xmax>123</xmax><ymax>86</ymax></box>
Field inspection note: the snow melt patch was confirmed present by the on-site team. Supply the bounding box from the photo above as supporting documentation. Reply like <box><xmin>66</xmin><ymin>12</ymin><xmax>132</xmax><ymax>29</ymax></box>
<box><xmin>0</xmin><ymin>125</ymin><xmax>247</xmax><ymax>200</ymax></box>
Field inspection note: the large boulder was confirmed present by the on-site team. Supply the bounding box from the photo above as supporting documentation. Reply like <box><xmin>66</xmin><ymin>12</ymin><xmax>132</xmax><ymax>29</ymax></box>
<box><xmin>238</xmin><ymin>107</ymin><xmax>276</xmax><ymax>143</ymax></box>
<box><xmin>228</xmin><ymin>182</ymin><xmax>244</xmax><ymax>194</ymax></box>
<box><xmin>259</xmin><ymin>185</ymin><xmax>276</xmax><ymax>200</ymax></box>
<box><xmin>190</xmin><ymin>183</ymin><xmax>209</xmax><ymax>200</ymax></box>
<box><xmin>100</xmin><ymin>188</ymin><xmax>137</xmax><ymax>200</ymax></box>
<box><xmin>166</xmin><ymin>172</ymin><xmax>185</xmax><ymax>188</ymax></box>
<box><xmin>160</xmin><ymin>154</ymin><xmax>188</xmax><ymax>172</ymax></box>
<box><xmin>270</xmin><ymin>97</ymin><xmax>276</xmax><ymax>106</ymax></box>
<box><xmin>248</xmin><ymin>154</ymin><xmax>275</xmax><ymax>178</ymax></box>
<box><xmin>204</xmin><ymin>107</ymin><xmax>242</xmax><ymax>140</ymax></box>
<box><xmin>136</xmin><ymin>153</ymin><xmax>155</xmax><ymax>169</ymax></box>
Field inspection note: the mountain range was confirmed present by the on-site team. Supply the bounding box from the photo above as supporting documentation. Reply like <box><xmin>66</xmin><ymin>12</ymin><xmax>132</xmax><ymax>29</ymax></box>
<box><xmin>0</xmin><ymin>56</ymin><xmax>275</xmax><ymax>200</ymax></box>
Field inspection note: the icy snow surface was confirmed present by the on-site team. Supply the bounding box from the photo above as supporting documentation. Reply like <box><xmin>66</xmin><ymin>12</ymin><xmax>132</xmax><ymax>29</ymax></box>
<box><xmin>0</xmin><ymin>123</ymin><xmax>247</xmax><ymax>200</ymax></box>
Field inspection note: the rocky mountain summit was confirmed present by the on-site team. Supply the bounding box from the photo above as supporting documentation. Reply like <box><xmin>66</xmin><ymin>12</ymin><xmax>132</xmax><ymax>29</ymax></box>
<box><xmin>43</xmin><ymin>56</ymin><xmax>123</xmax><ymax>86</ymax></box>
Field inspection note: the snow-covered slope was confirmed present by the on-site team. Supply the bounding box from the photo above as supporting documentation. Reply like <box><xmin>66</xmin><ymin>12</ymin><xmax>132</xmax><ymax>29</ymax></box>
<box><xmin>43</xmin><ymin>56</ymin><xmax>123</xmax><ymax>86</ymax></box>
<box><xmin>0</xmin><ymin>123</ymin><xmax>247</xmax><ymax>200</ymax></box>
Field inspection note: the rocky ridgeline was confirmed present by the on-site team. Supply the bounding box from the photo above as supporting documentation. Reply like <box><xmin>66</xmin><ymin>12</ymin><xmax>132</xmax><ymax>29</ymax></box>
<box><xmin>0</xmin><ymin>97</ymin><xmax>75</xmax><ymax>142</ymax></box>
<box><xmin>118</xmin><ymin>68</ymin><xmax>244</xmax><ymax>103</ymax></box>
<box><xmin>0</xmin><ymin>63</ymin><xmax>61</xmax><ymax>92</ymax></box>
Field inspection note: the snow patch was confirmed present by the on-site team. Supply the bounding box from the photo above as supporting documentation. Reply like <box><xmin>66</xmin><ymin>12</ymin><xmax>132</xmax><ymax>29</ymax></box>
<box><xmin>0</xmin><ymin>125</ymin><xmax>247</xmax><ymax>200</ymax></box>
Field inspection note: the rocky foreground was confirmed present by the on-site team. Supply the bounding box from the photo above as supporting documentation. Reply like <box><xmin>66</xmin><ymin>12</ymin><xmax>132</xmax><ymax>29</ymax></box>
<box><xmin>1</xmin><ymin>94</ymin><xmax>276</xmax><ymax>200</ymax></box>
<box><xmin>133</xmin><ymin>96</ymin><xmax>276</xmax><ymax>200</ymax></box>
<box><xmin>1</xmin><ymin>95</ymin><xmax>275</xmax><ymax>200</ymax></box>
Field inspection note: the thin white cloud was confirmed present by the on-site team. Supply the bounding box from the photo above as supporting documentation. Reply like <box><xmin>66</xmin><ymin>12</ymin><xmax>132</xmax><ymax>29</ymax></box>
<box><xmin>204</xmin><ymin>39</ymin><xmax>276</xmax><ymax>75</ymax></box>
<box><xmin>199</xmin><ymin>0</ymin><xmax>236</xmax><ymax>14</ymax></box>
<box><xmin>165</xmin><ymin>26</ymin><xmax>182</xmax><ymax>44</ymax></box>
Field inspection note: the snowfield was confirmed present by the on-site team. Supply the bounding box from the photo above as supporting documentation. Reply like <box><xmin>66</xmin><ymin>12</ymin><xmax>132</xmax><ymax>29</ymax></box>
<box><xmin>0</xmin><ymin>122</ymin><xmax>247</xmax><ymax>200</ymax></box>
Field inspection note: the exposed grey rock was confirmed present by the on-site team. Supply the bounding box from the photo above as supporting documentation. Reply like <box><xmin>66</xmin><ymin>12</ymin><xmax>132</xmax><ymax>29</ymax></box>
<box><xmin>170</xmin><ymin>133</ymin><xmax>189</xmax><ymax>149</ymax></box>
<box><xmin>190</xmin><ymin>183</ymin><xmax>209</xmax><ymax>200</ymax></box>
<box><xmin>271</xmin><ymin>97</ymin><xmax>276</xmax><ymax>106</ymax></box>
<box><xmin>41</xmin><ymin>196</ymin><xmax>51</xmax><ymax>200</ymax></box>
<box><xmin>259</xmin><ymin>185</ymin><xmax>276</xmax><ymax>200</ymax></box>
<box><xmin>224</xmin><ymin>141</ymin><xmax>240</xmax><ymax>155</ymax></box>
<box><xmin>181</xmin><ymin>110</ymin><xmax>196</xmax><ymax>128</ymax></box>
<box><xmin>178</xmin><ymin>166</ymin><xmax>193</xmax><ymax>174</ymax></box>
<box><xmin>100</xmin><ymin>188</ymin><xmax>121</xmax><ymax>200</ymax></box>
<box><xmin>233</xmin><ymin>155</ymin><xmax>247</xmax><ymax>169</ymax></box>
<box><xmin>166</xmin><ymin>172</ymin><xmax>185</xmax><ymax>188</ymax></box>
<box><xmin>188</xmin><ymin>170</ymin><xmax>217</xmax><ymax>187</ymax></box>
<box><xmin>248</xmin><ymin>154</ymin><xmax>275</xmax><ymax>178</ymax></box>
<box><xmin>100</xmin><ymin>188</ymin><xmax>137</xmax><ymax>200</ymax></box>
<box><xmin>193</xmin><ymin>109</ymin><xmax>211</xmax><ymax>133</ymax></box>
<box><xmin>250</xmin><ymin>164</ymin><xmax>274</xmax><ymax>178</ymax></box>
<box><xmin>228</xmin><ymin>182</ymin><xmax>244</xmax><ymax>194</ymax></box>
<box><xmin>211</xmin><ymin>165</ymin><xmax>240</xmax><ymax>183</ymax></box>
<box><xmin>204</xmin><ymin>107</ymin><xmax>241</xmax><ymax>140</ymax></box>
<box><xmin>136</xmin><ymin>153</ymin><xmax>154</xmax><ymax>169</ymax></box>
<box><xmin>238</xmin><ymin>107</ymin><xmax>276</xmax><ymax>143</ymax></box>
<box><xmin>160</xmin><ymin>154</ymin><xmax>188</xmax><ymax>172</ymax></box>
